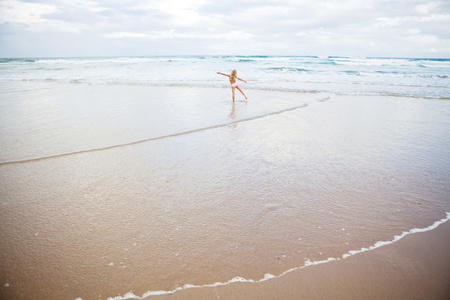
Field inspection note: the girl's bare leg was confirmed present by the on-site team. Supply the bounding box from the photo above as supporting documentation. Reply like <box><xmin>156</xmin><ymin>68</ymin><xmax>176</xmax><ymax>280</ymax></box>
<box><xmin>232</xmin><ymin>87</ymin><xmax>236</xmax><ymax>102</ymax></box>
<box><xmin>237</xmin><ymin>86</ymin><xmax>247</xmax><ymax>100</ymax></box>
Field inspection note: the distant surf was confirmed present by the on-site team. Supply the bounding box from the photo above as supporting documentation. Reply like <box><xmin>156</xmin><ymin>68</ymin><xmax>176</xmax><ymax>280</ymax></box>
<box><xmin>0</xmin><ymin>56</ymin><xmax>449</xmax><ymax>99</ymax></box>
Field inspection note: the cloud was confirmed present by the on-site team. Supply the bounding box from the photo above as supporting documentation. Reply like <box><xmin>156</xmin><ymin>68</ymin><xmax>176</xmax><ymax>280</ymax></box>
<box><xmin>104</xmin><ymin>30</ymin><xmax>253</xmax><ymax>41</ymax></box>
<box><xmin>0</xmin><ymin>0</ymin><xmax>449</xmax><ymax>57</ymax></box>
<box><xmin>0</xmin><ymin>0</ymin><xmax>75</xmax><ymax>32</ymax></box>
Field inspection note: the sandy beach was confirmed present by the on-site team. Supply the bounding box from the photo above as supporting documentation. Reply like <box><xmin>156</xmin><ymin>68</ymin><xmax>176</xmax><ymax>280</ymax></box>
<box><xmin>0</xmin><ymin>81</ymin><xmax>449</xmax><ymax>300</ymax></box>
<box><xmin>151</xmin><ymin>216</ymin><xmax>450</xmax><ymax>300</ymax></box>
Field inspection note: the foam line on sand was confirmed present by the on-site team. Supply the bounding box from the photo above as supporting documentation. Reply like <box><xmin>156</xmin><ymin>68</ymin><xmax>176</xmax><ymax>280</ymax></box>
<box><xmin>0</xmin><ymin>101</ymin><xmax>319</xmax><ymax>166</ymax></box>
<box><xmin>75</xmin><ymin>212</ymin><xmax>450</xmax><ymax>300</ymax></box>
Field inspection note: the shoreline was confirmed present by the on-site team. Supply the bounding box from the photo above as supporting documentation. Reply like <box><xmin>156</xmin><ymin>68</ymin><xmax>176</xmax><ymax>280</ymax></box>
<box><xmin>1</xmin><ymin>89</ymin><xmax>449</xmax><ymax>300</ymax></box>
<box><xmin>142</xmin><ymin>213</ymin><xmax>450</xmax><ymax>299</ymax></box>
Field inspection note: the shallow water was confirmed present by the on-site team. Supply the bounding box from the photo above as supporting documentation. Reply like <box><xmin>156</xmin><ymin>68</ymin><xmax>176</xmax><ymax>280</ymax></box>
<box><xmin>0</xmin><ymin>81</ymin><xmax>315</xmax><ymax>163</ymax></box>
<box><xmin>0</xmin><ymin>80</ymin><xmax>449</xmax><ymax>299</ymax></box>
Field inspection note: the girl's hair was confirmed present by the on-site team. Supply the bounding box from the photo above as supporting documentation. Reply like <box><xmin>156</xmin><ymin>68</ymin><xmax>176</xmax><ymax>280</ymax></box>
<box><xmin>230</xmin><ymin>69</ymin><xmax>237</xmax><ymax>81</ymax></box>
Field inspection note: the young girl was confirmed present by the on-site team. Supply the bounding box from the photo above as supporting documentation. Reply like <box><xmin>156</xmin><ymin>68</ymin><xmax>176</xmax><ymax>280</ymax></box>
<box><xmin>217</xmin><ymin>70</ymin><xmax>248</xmax><ymax>101</ymax></box>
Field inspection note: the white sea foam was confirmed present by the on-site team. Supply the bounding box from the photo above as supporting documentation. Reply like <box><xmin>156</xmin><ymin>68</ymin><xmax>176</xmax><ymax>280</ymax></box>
<box><xmin>104</xmin><ymin>274</ymin><xmax>278</xmax><ymax>300</ymax></box>
<box><xmin>97</xmin><ymin>212</ymin><xmax>450</xmax><ymax>300</ymax></box>
<box><xmin>341</xmin><ymin>212</ymin><xmax>450</xmax><ymax>259</ymax></box>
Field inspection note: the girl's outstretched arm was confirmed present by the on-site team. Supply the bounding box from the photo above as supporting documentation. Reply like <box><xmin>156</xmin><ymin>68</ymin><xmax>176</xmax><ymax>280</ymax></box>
<box><xmin>217</xmin><ymin>72</ymin><xmax>230</xmax><ymax>78</ymax></box>
<box><xmin>237</xmin><ymin>77</ymin><xmax>247</xmax><ymax>83</ymax></box>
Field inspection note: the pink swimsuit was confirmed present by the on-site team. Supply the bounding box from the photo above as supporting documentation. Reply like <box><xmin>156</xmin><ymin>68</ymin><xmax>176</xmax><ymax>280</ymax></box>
<box><xmin>231</xmin><ymin>82</ymin><xmax>238</xmax><ymax>88</ymax></box>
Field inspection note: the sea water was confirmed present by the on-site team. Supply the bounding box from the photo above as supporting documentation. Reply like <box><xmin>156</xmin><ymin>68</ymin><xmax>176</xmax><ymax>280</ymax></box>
<box><xmin>1</xmin><ymin>56</ymin><xmax>449</xmax><ymax>99</ymax></box>
<box><xmin>0</xmin><ymin>56</ymin><xmax>449</xmax><ymax>299</ymax></box>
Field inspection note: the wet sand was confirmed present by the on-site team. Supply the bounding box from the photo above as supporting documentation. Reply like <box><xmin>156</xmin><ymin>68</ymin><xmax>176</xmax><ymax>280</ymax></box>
<box><xmin>0</xmin><ymin>84</ymin><xmax>449</xmax><ymax>300</ymax></box>
<box><xmin>151</xmin><ymin>218</ymin><xmax>450</xmax><ymax>300</ymax></box>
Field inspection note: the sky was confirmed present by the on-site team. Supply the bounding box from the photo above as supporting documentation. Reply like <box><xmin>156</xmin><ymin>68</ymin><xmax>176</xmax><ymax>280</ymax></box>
<box><xmin>0</xmin><ymin>0</ymin><xmax>449</xmax><ymax>58</ymax></box>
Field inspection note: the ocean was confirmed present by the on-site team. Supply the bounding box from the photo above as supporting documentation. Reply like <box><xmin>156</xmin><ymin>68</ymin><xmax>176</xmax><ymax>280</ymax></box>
<box><xmin>1</xmin><ymin>56</ymin><xmax>449</xmax><ymax>99</ymax></box>
<box><xmin>0</xmin><ymin>56</ymin><xmax>449</xmax><ymax>299</ymax></box>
